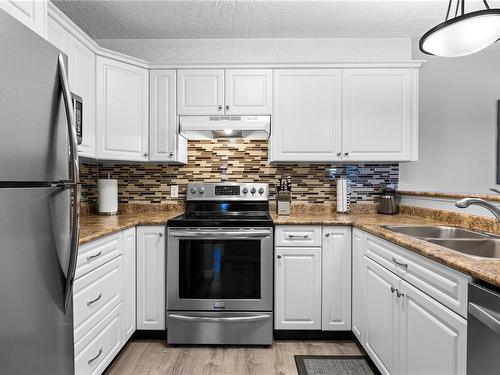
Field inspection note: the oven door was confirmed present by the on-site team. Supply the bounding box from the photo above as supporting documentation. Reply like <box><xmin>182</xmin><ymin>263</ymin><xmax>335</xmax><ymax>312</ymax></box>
<box><xmin>167</xmin><ymin>227</ymin><xmax>273</xmax><ymax>311</ymax></box>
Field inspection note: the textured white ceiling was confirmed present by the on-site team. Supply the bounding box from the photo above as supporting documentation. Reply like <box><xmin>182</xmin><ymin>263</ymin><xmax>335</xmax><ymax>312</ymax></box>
<box><xmin>52</xmin><ymin>0</ymin><xmax>500</xmax><ymax>40</ymax></box>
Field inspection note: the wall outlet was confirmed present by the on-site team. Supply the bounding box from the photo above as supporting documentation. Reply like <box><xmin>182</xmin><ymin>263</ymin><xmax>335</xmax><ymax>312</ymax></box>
<box><xmin>170</xmin><ymin>185</ymin><xmax>178</xmax><ymax>198</ymax></box>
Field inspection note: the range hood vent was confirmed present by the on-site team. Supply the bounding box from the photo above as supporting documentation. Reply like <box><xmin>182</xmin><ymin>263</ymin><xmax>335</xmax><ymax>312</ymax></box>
<box><xmin>179</xmin><ymin>115</ymin><xmax>270</xmax><ymax>140</ymax></box>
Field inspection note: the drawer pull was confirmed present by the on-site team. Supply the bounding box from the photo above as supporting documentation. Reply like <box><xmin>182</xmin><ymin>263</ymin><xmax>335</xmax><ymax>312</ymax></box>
<box><xmin>392</xmin><ymin>257</ymin><xmax>408</xmax><ymax>268</ymax></box>
<box><xmin>86</xmin><ymin>251</ymin><xmax>102</xmax><ymax>261</ymax></box>
<box><xmin>86</xmin><ymin>293</ymin><xmax>103</xmax><ymax>306</ymax></box>
<box><xmin>87</xmin><ymin>347</ymin><xmax>103</xmax><ymax>365</ymax></box>
<box><xmin>288</xmin><ymin>234</ymin><xmax>309</xmax><ymax>239</ymax></box>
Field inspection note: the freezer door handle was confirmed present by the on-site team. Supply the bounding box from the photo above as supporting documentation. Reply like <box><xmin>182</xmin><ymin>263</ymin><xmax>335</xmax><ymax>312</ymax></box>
<box><xmin>58</xmin><ymin>54</ymin><xmax>81</xmax><ymax>314</ymax></box>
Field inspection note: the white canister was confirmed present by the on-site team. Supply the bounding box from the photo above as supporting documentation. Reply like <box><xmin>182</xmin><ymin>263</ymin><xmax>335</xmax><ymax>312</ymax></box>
<box><xmin>98</xmin><ymin>178</ymin><xmax>118</xmax><ymax>215</ymax></box>
<box><xmin>336</xmin><ymin>178</ymin><xmax>351</xmax><ymax>214</ymax></box>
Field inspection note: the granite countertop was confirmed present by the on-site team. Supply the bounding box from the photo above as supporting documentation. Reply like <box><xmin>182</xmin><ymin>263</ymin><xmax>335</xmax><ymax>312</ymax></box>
<box><xmin>79</xmin><ymin>208</ymin><xmax>183</xmax><ymax>245</ymax></box>
<box><xmin>272</xmin><ymin>211</ymin><xmax>500</xmax><ymax>288</ymax></box>
<box><xmin>79</xmin><ymin>207</ymin><xmax>500</xmax><ymax>288</ymax></box>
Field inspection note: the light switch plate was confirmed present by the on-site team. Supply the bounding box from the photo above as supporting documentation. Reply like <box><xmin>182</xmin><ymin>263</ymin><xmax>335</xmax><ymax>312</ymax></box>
<box><xmin>171</xmin><ymin>185</ymin><xmax>178</xmax><ymax>198</ymax></box>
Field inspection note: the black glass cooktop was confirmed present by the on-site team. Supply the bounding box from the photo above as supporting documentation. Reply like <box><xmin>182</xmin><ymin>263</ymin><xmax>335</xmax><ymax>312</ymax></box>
<box><xmin>167</xmin><ymin>201</ymin><xmax>273</xmax><ymax>227</ymax></box>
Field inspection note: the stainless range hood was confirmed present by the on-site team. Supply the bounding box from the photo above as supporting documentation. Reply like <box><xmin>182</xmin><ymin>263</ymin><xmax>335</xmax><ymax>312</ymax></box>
<box><xmin>179</xmin><ymin>115</ymin><xmax>270</xmax><ymax>140</ymax></box>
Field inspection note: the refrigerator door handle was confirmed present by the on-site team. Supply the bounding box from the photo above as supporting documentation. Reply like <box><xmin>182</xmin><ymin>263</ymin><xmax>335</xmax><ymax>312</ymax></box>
<box><xmin>58</xmin><ymin>54</ymin><xmax>81</xmax><ymax>313</ymax></box>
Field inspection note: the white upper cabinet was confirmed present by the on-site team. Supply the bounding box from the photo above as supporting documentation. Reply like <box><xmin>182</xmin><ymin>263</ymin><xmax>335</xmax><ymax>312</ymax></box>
<box><xmin>224</xmin><ymin>69</ymin><xmax>272</xmax><ymax>115</ymax></box>
<box><xmin>321</xmin><ymin>226</ymin><xmax>351</xmax><ymax>331</ymax></box>
<box><xmin>149</xmin><ymin>70</ymin><xmax>187</xmax><ymax>163</ymax></box>
<box><xmin>0</xmin><ymin>0</ymin><xmax>47</xmax><ymax>38</ymax></box>
<box><xmin>68</xmin><ymin>35</ymin><xmax>96</xmax><ymax>158</ymax></box>
<box><xmin>342</xmin><ymin>68</ymin><xmax>417</xmax><ymax>161</ymax></box>
<box><xmin>272</xmin><ymin>69</ymin><xmax>342</xmax><ymax>162</ymax></box>
<box><xmin>177</xmin><ymin>69</ymin><xmax>224</xmax><ymax>115</ymax></box>
<box><xmin>96</xmin><ymin>56</ymin><xmax>149</xmax><ymax>161</ymax></box>
<box><xmin>46</xmin><ymin>15</ymin><xmax>69</xmax><ymax>55</ymax></box>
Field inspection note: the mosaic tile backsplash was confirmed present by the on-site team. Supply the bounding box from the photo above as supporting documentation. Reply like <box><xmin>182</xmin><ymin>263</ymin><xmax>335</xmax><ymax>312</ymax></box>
<box><xmin>80</xmin><ymin>140</ymin><xmax>398</xmax><ymax>205</ymax></box>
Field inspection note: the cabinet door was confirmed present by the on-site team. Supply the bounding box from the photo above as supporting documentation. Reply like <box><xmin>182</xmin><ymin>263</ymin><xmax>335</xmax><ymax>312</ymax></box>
<box><xmin>0</xmin><ymin>0</ymin><xmax>47</xmax><ymax>38</ymax></box>
<box><xmin>225</xmin><ymin>69</ymin><xmax>272</xmax><ymax>115</ymax></box>
<box><xmin>46</xmin><ymin>15</ymin><xmax>68</xmax><ymax>54</ymax></box>
<box><xmin>352</xmin><ymin>228</ymin><xmax>365</xmax><ymax>341</ymax></box>
<box><xmin>272</xmin><ymin>69</ymin><xmax>342</xmax><ymax>162</ymax></box>
<box><xmin>136</xmin><ymin>226</ymin><xmax>165</xmax><ymax>330</ymax></box>
<box><xmin>149</xmin><ymin>70</ymin><xmax>186</xmax><ymax>163</ymax></box>
<box><xmin>96</xmin><ymin>56</ymin><xmax>149</xmax><ymax>161</ymax></box>
<box><xmin>399</xmin><ymin>280</ymin><xmax>467</xmax><ymax>375</ymax></box>
<box><xmin>177</xmin><ymin>69</ymin><xmax>224</xmax><ymax>115</ymax></box>
<box><xmin>69</xmin><ymin>35</ymin><xmax>96</xmax><ymax>158</ymax></box>
<box><xmin>342</xmin><ymin>69</ymin><xmax>417</xmax><ymax>161</ymax></box>
<box><xmin>122</xmin><ymin>227</ymin><xmax>136</xmax><ymax>341</ymax></box>
<box><xmin>275</xmin><ymin>247</ymin><xmax>321</xmax><ymax>330</ymax></box>
<box><xmin>364</xmin><ymin>256</ymin><xmax>400</xmax><ymax>375</ymax></box>
<box><xmin>322</xmin><ymin>226</ymin><xmax>351</xmax><ymax>331</ymax></box>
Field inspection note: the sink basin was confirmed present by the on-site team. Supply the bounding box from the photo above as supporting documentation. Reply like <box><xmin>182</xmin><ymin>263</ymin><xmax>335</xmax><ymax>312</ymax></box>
<box><xmin>427</xmin><ymin>239</ymin><xmax>500</xmax><ymax>259</ymax></box>
<box><xmin>381</xmin><ymin>225</ymin><xmax>494</xmax><ymax>239</ymax></box>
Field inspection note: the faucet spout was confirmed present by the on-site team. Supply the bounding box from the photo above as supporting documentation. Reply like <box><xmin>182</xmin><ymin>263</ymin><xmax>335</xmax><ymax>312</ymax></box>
<box><xmin>455</xmin><ymin>198</ymin><xmax>500</xmax><ymax>221</ymax></box>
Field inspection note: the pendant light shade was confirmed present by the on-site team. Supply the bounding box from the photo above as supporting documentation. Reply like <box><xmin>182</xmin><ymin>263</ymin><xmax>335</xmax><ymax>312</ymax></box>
<box><xmin>420</xmin><ymin>0</ymin><xmax>500</xmax><ymax>57</ymax></box>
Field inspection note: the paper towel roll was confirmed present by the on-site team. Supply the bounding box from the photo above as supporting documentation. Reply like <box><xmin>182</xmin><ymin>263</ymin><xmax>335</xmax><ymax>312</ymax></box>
<box><xmin>98</xmin><ymin>179</ymin><xmax>118</xmax><ymax>215</ymax></box>
<box><xmin>336</xmin><ymin>178</ymin><xmax>350</xmax><ymax>214</ymax></box>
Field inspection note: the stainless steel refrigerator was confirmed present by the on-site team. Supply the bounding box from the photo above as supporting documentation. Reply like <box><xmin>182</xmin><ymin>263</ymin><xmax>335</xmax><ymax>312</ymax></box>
<box><xmin>0</xmin><ymin>10</ymin><xmax>80</xmax><ymax>375</ymax></box>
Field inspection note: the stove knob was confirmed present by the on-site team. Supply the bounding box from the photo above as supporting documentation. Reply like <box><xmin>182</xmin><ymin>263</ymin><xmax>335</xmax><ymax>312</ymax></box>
<box><xmin>199</xmin><ymin>187</ymin><xmax>205</xmax><ymax>194</ymax></box>
<box><xmin>190</xmin><ymin>187</ymin><xmax>197</xmax><ymax>194</ymax></box>
<box><xmin>250</xmin><ymin>187</ymin><xmax>256</xmax><ymax>194</ymax></box>
<box><xmin>258</xmin><ymin>187</ymin><xmax>265</xmax><ymax>195</ymax></box>
<box><xmin>242</xmin><ymin>187</ymin><xmax>248</xmax><ymax>194</ymax></box>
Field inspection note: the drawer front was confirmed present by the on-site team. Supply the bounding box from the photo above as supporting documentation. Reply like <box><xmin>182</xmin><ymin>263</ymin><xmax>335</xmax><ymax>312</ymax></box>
<box><xmin>275</xmin><ymin>226</ymin><xmax>322</xmax><ymax>247</ymax></box>
<box><xmin>365</xmin><ymin>233</ymin><xmax>471</xmax><ymax>317</ymax></box>
<box><xmin>75</xmin><ymin>303</ymin><xmax>123</xmax><ymax>375</ymax></box>
<box><xmin>73</xmin><ymin>256</ymin><xmax>123</xmax><ymax>342</ymax></box>
<box><xmin>77</xmin><ymin>233</ymin><xmax>121</xmax><ymax>279</ymax></box>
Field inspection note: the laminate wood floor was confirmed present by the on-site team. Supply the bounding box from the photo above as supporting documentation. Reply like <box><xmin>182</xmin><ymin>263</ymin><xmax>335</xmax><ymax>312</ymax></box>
<box><xmin>106</xmin><ymin>340</ymin><xmax>364</xmax><ymax>375</ymax></box>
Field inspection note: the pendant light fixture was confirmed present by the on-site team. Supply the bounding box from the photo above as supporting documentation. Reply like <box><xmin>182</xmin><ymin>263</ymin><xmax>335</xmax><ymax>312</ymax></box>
<box><xmin>419</xmin><ymin>0</ymin><xmax>500</xmax><ymax>57</ymax></box>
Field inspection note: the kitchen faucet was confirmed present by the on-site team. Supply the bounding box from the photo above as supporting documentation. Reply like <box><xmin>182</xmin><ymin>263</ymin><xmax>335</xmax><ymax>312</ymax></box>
<box><xmin>455</xmin><ymin>194</ymin><xmax>500</xmax><ymax>221</ymax></box>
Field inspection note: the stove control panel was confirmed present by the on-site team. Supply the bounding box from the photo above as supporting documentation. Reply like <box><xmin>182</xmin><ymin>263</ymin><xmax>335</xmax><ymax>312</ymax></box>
<box><xmin>186</xmin><ymin>183</ymin><xmax>268</xmax><ymax>201</ymax></box>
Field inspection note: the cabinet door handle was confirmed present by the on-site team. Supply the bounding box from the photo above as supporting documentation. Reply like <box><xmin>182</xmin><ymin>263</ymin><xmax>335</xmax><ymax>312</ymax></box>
<box><xmin>218</xmin><ymin>105</ymin><xmax>223</xmax><ymax>111</ymax></box>
<box><xmin>288</xmin><ymin>234</ymin><xmax>309</xmax><ymax>239</ymax></box>
<box><xmin>86</xmin><ymin>293</ymin><xmax>103</xmax><ymax>306</ymax></box>
<box><xmin>143</xmin><ymin>152</ymin><xmax>149</xmax><ymax>157</ymax></box>
<box><xmin>391</xmin><ymin>286</ymin><xmax>396</xmax><ymax>294</ymax></box>
<box><xmin>158</xmin><ymin>232</ymin><xmax>163</xmax><ymax>237</ymax></box>
<box><xmin>325</xmin><ymin>233</ymin><xmax>330</xmax><ymax>237</ymax></box>
<box><xmin>392</xmin><ymin>257</ymin><xmax>408</xmax><ymax>268</ymax></box>
<box><xmin>336</xmin><ymin>152</ymin><xmax>341</xmax><ymax>157</ymax></box>
<box><xmin>225</xmin><ymin>104</ymin><xmax>230</xmax><ymax>111</ymax></box>
<box><xmin>87</xmin><ymin>347</ymin><xmax>103</xmax><ymax>365</ymax></box>
<box><xmin>86</xmin><ymin>251</ymin><xmax>102</xmax><ymax>261</ymax></box>
<box><xmin>277</xmin><ymin>254</ymin><xmax>282</xmax><ymax>259</ymax></box>
<box><xmin>344</xmin><ymin>152</ymin><xmax>349</xmax><ymax>156</ymax></box>
<box><xmin>169</xmin><ymin>152</ymin><xmax>174</xmax><ymax>157</ymax></box>
<box><xmin>396</xmin><ymin>290</ymin><xmax>405</xmax><ymax>298</ymax></box>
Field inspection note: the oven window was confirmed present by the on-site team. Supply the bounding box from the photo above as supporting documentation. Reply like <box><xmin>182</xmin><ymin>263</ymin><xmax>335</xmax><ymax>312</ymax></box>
<box><xmin>179</xmin><ymin>239</ymin><xmax>261</xmax><ymax>299</ymax></box>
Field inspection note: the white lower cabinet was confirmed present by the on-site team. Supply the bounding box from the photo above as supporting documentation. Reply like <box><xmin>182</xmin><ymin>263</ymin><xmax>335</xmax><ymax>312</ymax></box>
<box><xmin>74</xmin><ymin>228</ymin><xmax>137</xmax><ymax>375</ymax></box>
<box><xmin>136</xmin><ymin>226</ymin><xmax>166</xmax><ymax>330</ymax></box>
<box><xmin>122</xmin><ymin>227</ymin><xmax>136</xmax><ymax>342</ymax></box>
<box><xmin>274</xmin><ymin>246</ymin><xmax>322</xmax><ymax>330</ymax></box>
<box><xmin>322</xmin><ymin>226</ymin><xmax>351</xmax><ymax>331</ymax></box>
<box><xmin>364</xmin><ymin>256</ymin><xmax>400</xmax><ymax>375</ymax></box>
<box><xmin>351</xmin><ymin>228</ymin><xmax>365</xmax><ymax>341</ymax></box>
<box><xmin>399</xmin><ymin>280</ymin><xmax>467</xmax><ymax>375</ymax></box>
<box><xmin>355</xmin><ymin>230</ymin><xmax>468</xmax><ymax>375</ymax></box>
<box><xmin>274</xmin><ymin>225</ymin><xmax>352</xmax><ymax>331</ymax></box>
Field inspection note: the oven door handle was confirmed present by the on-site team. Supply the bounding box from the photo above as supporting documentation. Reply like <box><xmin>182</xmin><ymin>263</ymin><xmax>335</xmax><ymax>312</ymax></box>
<box><xmin>469</xmin><ymin>302</ymin><xmax>500</xmax><ymax>335</ymax></box>
<box><xmin>170</xmin><ymin>230</ymin><xmax>272</xmax><ymax>239</ymax></box>
<box><xmin>169</xmin><ymin>314</ymin><xmax>271</xmax><ymax>323</ymax></box>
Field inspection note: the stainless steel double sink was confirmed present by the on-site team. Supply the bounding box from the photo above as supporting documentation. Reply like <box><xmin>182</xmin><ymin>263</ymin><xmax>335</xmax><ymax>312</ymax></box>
<box><xmin>381</xmin><ymin>225</ymin><xmax>500</xmax><ymax>259</ymax></box>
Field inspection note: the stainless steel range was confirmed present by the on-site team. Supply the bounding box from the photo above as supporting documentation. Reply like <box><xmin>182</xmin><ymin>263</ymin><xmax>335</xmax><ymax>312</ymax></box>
<box><xmin>167</xmin><ymin>182</ymin><xmax>273</xmax><ymax>345</ymax></box>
